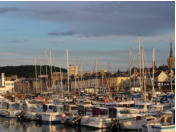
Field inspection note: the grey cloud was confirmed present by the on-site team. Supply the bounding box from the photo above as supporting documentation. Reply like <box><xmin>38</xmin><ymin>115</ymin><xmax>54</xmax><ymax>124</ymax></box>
<box><xmin>48</xmin><ymin>32</ymin><xmax>75</xmax><ymax>36</ymax></box>
<box><xmin>0</xmin><ymin>7</ymin><xmax>19</xmax><ymax>14</ymax></box>
<box><xmin>1</xmin><ymin>2</ymin><xmax>174</xmax><ymax>37</ymax></box>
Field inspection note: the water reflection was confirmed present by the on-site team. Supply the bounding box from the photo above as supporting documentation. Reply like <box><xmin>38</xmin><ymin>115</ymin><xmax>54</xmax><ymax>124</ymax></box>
<box><xmin>0</xmin><ymin>117</ymin><xmax>137</xmax><ymax>132</ymax></box>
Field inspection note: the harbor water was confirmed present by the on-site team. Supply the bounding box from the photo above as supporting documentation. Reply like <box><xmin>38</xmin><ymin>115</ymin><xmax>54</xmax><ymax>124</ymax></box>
<box><xmin>0</xmin><ymin>117</ymin><xmax>137</xmax><ymax>132</ymax></box>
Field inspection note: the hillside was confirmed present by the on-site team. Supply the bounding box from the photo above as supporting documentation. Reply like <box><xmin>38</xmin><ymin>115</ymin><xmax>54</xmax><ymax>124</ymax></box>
<box><xmin>0</xmin><ymin>65</ymin><xmax>67</xmax><ymax>78</ymax></box>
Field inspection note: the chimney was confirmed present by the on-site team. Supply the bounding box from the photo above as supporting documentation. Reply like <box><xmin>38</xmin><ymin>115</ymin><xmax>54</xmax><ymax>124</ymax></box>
<box><xmin>1</xmin><ymin>73</ymin><xmax>5</xmax><ymax>87</ymax></box>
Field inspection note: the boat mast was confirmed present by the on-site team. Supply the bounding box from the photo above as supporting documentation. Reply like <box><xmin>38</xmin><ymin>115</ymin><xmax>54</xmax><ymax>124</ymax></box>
<box><xmin>133</xmin><ymin>52</ymin><xmax>136</xmax><ymax>86</ymax></box>
<box><xmin>66</xmin><ymin>48</ymin><xmax>70</xmax><ymax>93</ymax></box>
<box><xmin>49</xmin><ymin>49</ymin><xmax>53</xmax><ymax>89</ymax></box>
<box><xmin>142</xmin><ymin>48</ymin><xmax>146</xmax><ymax>101</ymax></box>
<box><xmin>60</xmin><ymin>63</ymin><xmax>63</xmax><ymax>97</ymax></box>
<box><xmin>129</xmin><ymin>47</ymin><xmax>132</xmax><ymax>90</ymax></box>
<box><xmin>39</xmin><ymin>60</ymin><xmax>42</xmax><ymax>93</ymax></box>
<box><xmin>170</xmin><ymin>67</ymin><xmax>173</xmax><ymax>93</ymax></box>
<box><xmin>152</xmin><ymin>48</ymin><xmax>155</xmax><ymax>92</ymax></box>
<box><xmin>80</xmin><ymin>61</ymin><xmax>83</xmax><ymax>91</ymax></box>
<box><xmin>138</xmin><ymin>36</ymin><xmax>142</xmax><ymax>89</ymax></box>
<box><xmin>95</xmin><ymin>58</ymin><xmax>98</xmax><ymax>95</ymax></box>
<box><xmin>34</xmin><ymin>58</ymin><xmax>38</xmax><ymax>94</ymax></box>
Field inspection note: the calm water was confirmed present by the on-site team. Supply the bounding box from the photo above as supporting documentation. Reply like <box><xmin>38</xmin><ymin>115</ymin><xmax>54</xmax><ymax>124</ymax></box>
<box><xmin>0</xmin><ymin>117</ymin><xmax>137</xmax><ymax>132</ymax></box>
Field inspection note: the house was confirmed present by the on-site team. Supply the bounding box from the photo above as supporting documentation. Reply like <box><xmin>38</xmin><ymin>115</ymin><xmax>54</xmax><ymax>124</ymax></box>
<box><xmin>0</xmin><ymin>73</ymin><xmax>15</xmax><ymax>94</ymax></box>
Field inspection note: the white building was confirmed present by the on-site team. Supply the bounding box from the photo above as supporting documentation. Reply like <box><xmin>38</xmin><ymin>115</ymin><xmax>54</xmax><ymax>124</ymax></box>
<box><xmin>0</xmin><ymin>73</ymin><xmax>15</xmax><ymax>94</ymax></box>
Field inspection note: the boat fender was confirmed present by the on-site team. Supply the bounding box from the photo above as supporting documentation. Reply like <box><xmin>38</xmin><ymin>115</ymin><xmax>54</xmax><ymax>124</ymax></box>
<box><xmin>61</xmin><ymin>114</ymin><xmax>66</xmax><ymax>119</ymax></box>
<box><xmin>136</xmin><ymin>116</ymin><xmax>141</xmax><ymax>120</ymax></box>
<box><xmin>164</xmin><ymin>116</ymin><xmax>167</xmax><ymax>123</ymax></box>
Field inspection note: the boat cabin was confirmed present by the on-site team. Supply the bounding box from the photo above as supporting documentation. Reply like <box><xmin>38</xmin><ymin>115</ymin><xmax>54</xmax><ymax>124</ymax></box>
<box><xmin>161</xmin><ymin>110</ymin><xmax>175</xmax><ymax>125</ymax></box>
<box><xmin>42</xmin><ymin>104</ymin><xmax>64</xmax><ymax>113</ymax></box>
<box><xmin>78</xmin><ymin>104</ymin><xmax>93</xmax><ymax>116</ymax></box>
<box><xmin>92</xmin><ymin>107</ymin><xmax>108</xmax><ymax>117</ymax></box>
<box><xmin>108</xmin><ymin>107</ymin><xmax>131</xmax><ymax>118</ymax></box>
<box><xmin>64</xmin><ymin>104</ymin><xmax>78</xmax><ymax>113</ymax></box>
<box><xmin>117</xmin><ymin>101</ymin><xmax>135</xmax><ymax>108</ymax></box>
<box><xmin>133</xmin><ymin>102</ymin><xmax>153</xmax><ymax>113</ymax></box>
<box><xmin>0</xmin><ymin>101</ymin><xmax>21</xmax><ymax>110</ymax></box>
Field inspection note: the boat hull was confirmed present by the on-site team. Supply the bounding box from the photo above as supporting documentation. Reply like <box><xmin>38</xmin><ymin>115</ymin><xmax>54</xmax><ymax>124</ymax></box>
<box><xmin>41</xmin><ymin>113</ymin><xmax>61</xmax><ymax>124</ymax></box>
<box><xmin>80</xmin><ymin>116</ymin><xmax>112</xmax><ymax>129</ymax></box>
<box><xmin>147</xmin><ymin>125</ymin><xmax>175</xmax><ymax>132</ymax></box>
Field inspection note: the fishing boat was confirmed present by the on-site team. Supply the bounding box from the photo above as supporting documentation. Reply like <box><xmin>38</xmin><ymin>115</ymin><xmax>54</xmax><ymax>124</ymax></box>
<box><xmin>39</xmin><ymin>103</ymin><xmax>64</xmax><ymax>124</ymax></box>
<box><xmin>140</xmin><ymin>110</ymin><xmax>175</xmax><ymax>132</ymax></box>
<box><xmin>80</xmin><ymin>107</ymin><xmax>112</xmax><ymax>129</ymax></box>
<box><xmin>60</xmin><ymin>104</ymin><xmax>78</xmax><ymax>124</ymax></box>
<box><xmin>0</xmin><ymin>100</ymin><xmax>22</xmax><ymax>118</ymax></box>
<box><xmin>18</xmin><ymin>100</ymin><xmax>41</xmax><ymax>121</ymax></box>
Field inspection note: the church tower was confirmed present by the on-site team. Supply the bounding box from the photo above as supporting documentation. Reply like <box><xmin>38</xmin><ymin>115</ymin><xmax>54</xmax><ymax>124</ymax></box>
<box><xmin>168</xmin><ymin>41</ymin><xmax>175</xmax><ymax>69</ymax></box>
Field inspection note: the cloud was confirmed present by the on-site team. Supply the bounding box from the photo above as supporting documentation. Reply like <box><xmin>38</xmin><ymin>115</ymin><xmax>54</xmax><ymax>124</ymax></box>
<box><xmin>0</xmin><ymin>7</ymin><xmax>19</xmax><ymax>14</ymax></box>
<box><xmin>8</xmin><ymin>39</ymin><xmax>28</xmax><ymax>43</ymax></box>
<box><xmin>48</xmin><ymin>31</ymin><xmax>75</xmax><ymax>36</ymax></box>
<box><xmin>2</xmin><ymin>1</ymin><xmax>174</xmax><ymax>37</ymax></box>
<box><xmin>0</xmin><ymin>52</ymin><xmax>18</xmax><ymax>56</ymax></box>
<box><xmin>142</xmin><ymin>32</ymin><xmax>175</xmax><ymax>43</ymax></box>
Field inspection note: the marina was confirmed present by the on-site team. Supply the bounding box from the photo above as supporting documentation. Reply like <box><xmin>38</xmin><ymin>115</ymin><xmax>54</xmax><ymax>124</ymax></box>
<box><xmin>0</xmin><ymin>1</ymin><xmax>175</xmax><ymax>132</ymax></box>
<box><xmin>0</xmin><ymin>37</ymin><xmax>174</xmax><ymax>132</ymax></box>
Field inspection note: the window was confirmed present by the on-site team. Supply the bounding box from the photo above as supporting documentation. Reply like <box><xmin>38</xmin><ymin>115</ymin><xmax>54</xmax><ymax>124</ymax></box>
<box><xmin>53</xmin><ymin>106</ymin><xmax>57</xmax><ymax>112</ymax></box>
<box><xmin>43</xmin><ymin>105</ymin><xmax>47</xmax><ymax>112</ymax></box>
<box><xmin>49</xmin><ymin>106</ymin><xmax>53</xmax><ymax>109</ymax></box>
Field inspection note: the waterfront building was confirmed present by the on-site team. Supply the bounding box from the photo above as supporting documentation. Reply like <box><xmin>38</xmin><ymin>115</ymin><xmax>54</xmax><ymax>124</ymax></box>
<box><xmin>0</xmin><ymin>73</ymin><xmax>15</xmax><ymax>94</ymax></box>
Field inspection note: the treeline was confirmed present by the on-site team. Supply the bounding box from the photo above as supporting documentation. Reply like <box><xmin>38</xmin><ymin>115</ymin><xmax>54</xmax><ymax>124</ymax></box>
<box><xmin>0</xmin><ymin>65</ymin><xmax>67</xmax><ymax>78</ymax></box>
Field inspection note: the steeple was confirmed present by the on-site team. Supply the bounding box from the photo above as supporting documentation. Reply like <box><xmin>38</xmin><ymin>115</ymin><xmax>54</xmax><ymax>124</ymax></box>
<box><xmin>168</xmin><ymin>40</ymin><xmax>175</xmax><ymax>69</ymax></box>
<box><xmin>169</xmin><ymin>41</ymin><xmax>173</xmax><ymax>57</ymax></box>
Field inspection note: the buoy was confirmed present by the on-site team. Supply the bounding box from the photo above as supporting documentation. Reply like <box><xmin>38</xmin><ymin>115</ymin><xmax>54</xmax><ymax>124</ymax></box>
<box><xmin>61</xmin><ymin>114</ymin><xmax>66</xmax><ymax>119</ymax></box>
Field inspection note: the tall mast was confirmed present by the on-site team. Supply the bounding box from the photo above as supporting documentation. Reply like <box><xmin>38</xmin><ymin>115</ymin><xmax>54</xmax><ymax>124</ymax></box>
<box><xmin>66</xmin><ymin>48</ymin><xmax>70</xmax><ymax>93</ymax></box>
<box><xmin>133</xmin><ymin>52</ymin><xmax>136</xmax><ymax>86</ymax></box>
<box><xmin>44</xmin><ymin>49</ymin><xmax>49</xmax><ymax>91</ymax></box>
<box><xmin>49</xmin><ymin>49</ymin><xmax>53</xmax><ymax>84</ymax></box>
<box><xmin>152</xmin><ymin>48</ymin><xmax>155</xmax><ymax>92</ymax></box>
<box><xmin>80</xmin><ymin>61</ymin><xmax>83</xmax><ymax>88</ymax></box>
<box><xmin>141</xmin><ymin>48</ymin><xmax>146</xmax><ymax>101</ymax></box>
<box><xmin>129</xmin><ymin>47</ymin><xmax>131</xmax><ymax>89</ymax></box>
<box><xmin>138</xmin><ymin>36</ymin><xmax>142</xmax><ymax>89</ymax></box>
<box><xmin>95</xmin><ymin>58</ymin><xmax>98</xmax><ymax>94</ymax></box>
<box><xmin>34</xmin><ymin>58</ymin><xmax>38</xmax><ymax>93</ymax></box>
<box><xmin>60</xmin><ymin>63</ymin><xmax>63</xmax><ymax>97</ymax></box>
<box><xmin>39</xmin><ymin>60</ymin><xmax>42</xmax><ymax>93</ymax></box>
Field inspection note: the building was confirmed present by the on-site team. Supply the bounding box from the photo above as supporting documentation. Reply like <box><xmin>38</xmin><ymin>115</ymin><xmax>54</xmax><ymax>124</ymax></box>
<box><xmin>168</xmin><ymin>41</ymin><xmax>175</xmax><ymax>69</ymax></box>
<box><xmin>0</xmin><ymin>73</ymin><xmax>15</xmax><ymax>94</ymax></box>
<box><xmin>69</xmin><ymin>65</ymin><xmax>78</xmax><ymax>76</ymax></box>
<box><xmin>108</xmin><ymin>76</ymin><xmax>130</xmax><ymax>91</ymax></box>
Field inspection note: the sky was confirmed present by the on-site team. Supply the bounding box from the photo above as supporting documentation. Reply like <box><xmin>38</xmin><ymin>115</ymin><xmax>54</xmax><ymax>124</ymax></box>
<box><xmin>0</xmin><ymin>1</ymin><xmax>175</xmax><ymax>72</ymax></box>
